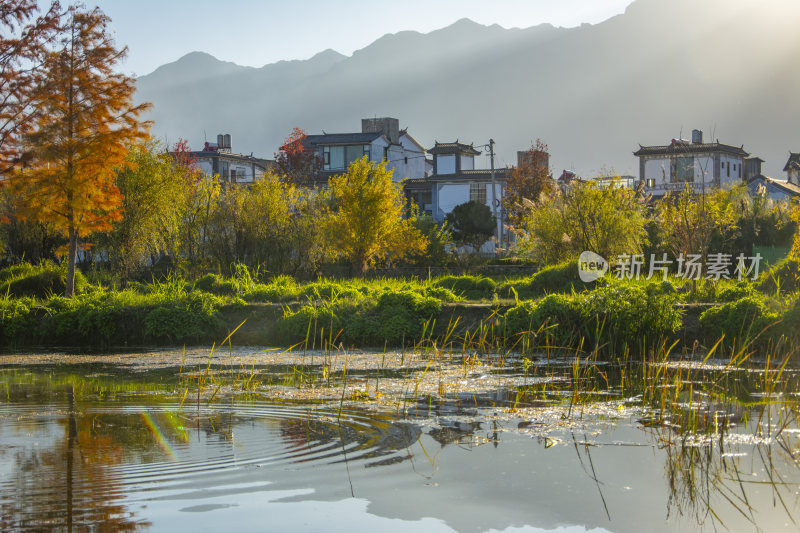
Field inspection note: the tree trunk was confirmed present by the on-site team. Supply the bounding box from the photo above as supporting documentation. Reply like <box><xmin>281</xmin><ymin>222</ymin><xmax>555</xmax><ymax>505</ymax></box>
<box><xmin>352</xmin><ymin>253</ymin><xmax>369</xmax><ymax>278</ymax></box>
<box><xmin>66</xmin><ymin>225</ymin><xmax>77</xmax><ymax>298</ymax></box>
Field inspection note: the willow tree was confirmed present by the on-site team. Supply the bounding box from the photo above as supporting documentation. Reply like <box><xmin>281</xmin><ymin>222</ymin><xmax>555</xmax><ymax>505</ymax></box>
<box><xmin>10</xmin><ymin>6</ymin><xmax>150</xmax><ymax>296</ymax></box>
<box><xmin>322</xmin><ymin>157</ymin><xmax>426</xmax><ymax>275</ymax></box>
<box><xmin>95</xmin><ymin>141</ymin><xmax>193</xmax><ymax>278</ymax></box>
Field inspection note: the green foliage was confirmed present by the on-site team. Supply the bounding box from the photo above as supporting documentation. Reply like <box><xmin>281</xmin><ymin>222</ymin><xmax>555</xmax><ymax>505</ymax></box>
<box><xmin>0</xmin><ymin>262</ymin><xmax>88</xmax><ymax>298</ymax></box>
<box><xmin>242</xmin><ymin>275</ymin><xmax>301</xmax><ymax>303</ymax></box>
<box><xmin>445</xmin><ymin>201</ymin><xmax>496</xmax><ymax>249</ymax></box>
<box><xmin>683</xmin><ymin>278</ymin><xmax>757</xmax><ymax>303</ymax></box>
<box><xmin>276</xmin><ymin>287</ymin><xmax>442</xmax><ymax>347</ymax></box>
<box><xmin>0</xmin><ymin>297</ymin><xmax>37</xmax><ymax>343</ymax></box>
<box><xmin>698</xmin><ymin>296</ymin><xmax>781</xmax><ymax>349</ymax></box>
<box><xmin>143</xmin><ymin>292</ymin><xmax>223</xmax><ymax>342</ymax></box>
<box><xmin>94</xmin><ymin>140</ymin><xmax>193</xmax><ymax>277</ymax></box>
<box><xmin>433</xmin><ymin>275</ymin><xmax>496</xmax><ymax>300</ymax></box>
<box><xmin>407</xmin><ymin>211</ymin><xmax>453</xmax><ymax>266</ymax></box>
<box><xmin>757</xmin><ymin>256</ymin><xmax>800</xmax><ymax>295</ymax></box>
<box><xmin>503</xmin><ymin>283</ymin><xmax>683</xmax><ymax>355</ymax></box>
<box><xmin>193</xmin><ymin>273</ymin><xmax>237</xmax><ymax>295</ymax></box>
<box><xmin>322</xmin><ymin>157</ymin><xmax>426</xmax><ymax>275</ymax></box>
<box><xmin>498</xmin><ymin>260</ymin><xmax>584</xmax><ymax>299</ymax></box>
<box><xmin>516</xmin><ymin>181</ymin><xmax>648</xmax><ymax>264</ymax></box>
<box><xmin>657</xmin><ymin>184</ymin><xmax>742</xmax><ymax>261</ymax></box>
<box><xmin>0</xmin><ymin>268</ymin><xmax>226</xmax><ymax>347</ymax></box>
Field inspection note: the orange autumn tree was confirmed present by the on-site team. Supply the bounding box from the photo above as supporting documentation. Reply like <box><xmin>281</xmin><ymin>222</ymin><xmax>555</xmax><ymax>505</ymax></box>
<box><xmin>0</xmin><ymin>0</ymin><xmax>61</xmax><ymax>175</ymax></box>
<box><xmin>274</xmin><ymin>127</ymin><xmax>320</xmax><ymax>186</ymax></box>
<box><xmin>10</xmin><ymin>6</ymin><xmax>150</xmax><ymax>296</ymax></box>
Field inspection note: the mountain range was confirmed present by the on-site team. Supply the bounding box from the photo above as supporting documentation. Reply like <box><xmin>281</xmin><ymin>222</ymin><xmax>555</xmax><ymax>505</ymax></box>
<box><xmin>134</xmin><ymin>0</ymin><xmax>800</xmax><ymax>179</ymax></box>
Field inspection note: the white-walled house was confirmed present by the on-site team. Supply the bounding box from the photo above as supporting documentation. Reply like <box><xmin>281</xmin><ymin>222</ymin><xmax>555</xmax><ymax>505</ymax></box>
<box><xmin>783</xmin><ymin>153</ymin><xmax>800</xmax><ymax>186</ymax></box>
<box><xmin>405</xmin><ymin>141</ymin><xmax>511</xmax><ymax>253</ymax></box>
<box><xmin>304</xmin><ymin>117</ymin><xmax>426</xmax><ymax>183</ymax></box>
<box><xmin>633</xmin><ymin>129</ymin><xmax>748</xmax><ymax>197</ymax></box>
<box><xmin>184</xmin><ymin>134</ymin><xmax>273</xmax><ymax>184</ymax></box>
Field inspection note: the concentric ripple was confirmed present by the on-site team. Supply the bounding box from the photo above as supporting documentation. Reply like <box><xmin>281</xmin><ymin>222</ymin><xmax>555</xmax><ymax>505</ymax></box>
<box><xmin>0</xmin><ymin>398</ymin><xmax>420</xmax><ymax>531</ymax></box>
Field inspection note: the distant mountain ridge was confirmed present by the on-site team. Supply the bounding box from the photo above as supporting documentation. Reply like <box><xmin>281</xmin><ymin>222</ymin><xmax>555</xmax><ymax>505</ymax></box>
<box><xmin>134</xmin><ymin>0</ymin><xmax>800</xmax><ymax>179</ymax></box>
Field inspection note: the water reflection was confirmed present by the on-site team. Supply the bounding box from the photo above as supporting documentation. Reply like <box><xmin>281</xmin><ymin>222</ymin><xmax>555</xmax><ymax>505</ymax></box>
<box><xmin>0</xmin><ymin>384</ymin><xmax>151</xmax><ymax>531</ymax></box>
<box><xmin>1</xmin><ymin>365</ymin><xmax>799</xmax><ymax>532</ymax></box>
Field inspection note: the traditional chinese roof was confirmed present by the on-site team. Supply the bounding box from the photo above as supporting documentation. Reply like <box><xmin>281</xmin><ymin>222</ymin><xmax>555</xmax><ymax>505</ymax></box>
<box><xmin>304</xmin><ymin>132</ymin><xmax>383</xmax><ymax>146</ymax></box>
<box><xmin>748</xmin><ymin>175</ymin><xmax>800</xmax><ymax>197</ymax></box>
<box><xmin>783</xmin><ymin>152</ymin><xmax>800</xmax><ymax>172</ymax></box>
<box><xmin>426</xmin><ymin>169</ymin><xmax>511</xmax><ymax>181</ymax></box>
<box><xmin>634</xmin><ymin>141</ymin><xmax>748</xmax><ymax>158</ymax></box>
<box><xmin>187</xmin><ymin>151</ymin><xmax>271</xmax><ymax>169</ymax></box>
<box><xmin>428</xmin><ymin>141</ymin><xmax>481</xmax><ymax>156</ymax></box>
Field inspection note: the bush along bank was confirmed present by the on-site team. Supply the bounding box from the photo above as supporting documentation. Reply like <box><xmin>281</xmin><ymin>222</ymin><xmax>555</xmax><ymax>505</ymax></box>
<box><xmin>0</xmin><ymin>261</ymin><xmax>798</xmax><ymax>356</ymax></box>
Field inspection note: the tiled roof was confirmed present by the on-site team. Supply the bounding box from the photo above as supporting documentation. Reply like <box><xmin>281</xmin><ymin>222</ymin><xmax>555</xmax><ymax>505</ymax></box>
<box><xmin>748</xmin><ymin>175</ymin><xmax>800</xmax><ymax>197</ymax></box>
<box><xmin>428</xmin><ymin>141</ymin><xmax>481</xmax><ymax>156</ymax></box>
<box><xmin>187</xmin><ymin>151</ymin><xmax>272</xmax><ymax>168</ymax></box>
<box><xmin>783</xmin><ymin>153</ymin><xmax>800</xmax><ymax>172</ymax></box>
<box><xmin>634</xmin><ymin>142</ymin><xmax>748</xmax><ymax>158</ymax></box>
<box><xmin>304</xmin><ymin>132</ymin><xmax>383</xmax><ymax>146</ymax></box>
<box><xmin>427</xmin><ymin>168</ymin><xmax>511</xmax><ymax>181</ymax></box>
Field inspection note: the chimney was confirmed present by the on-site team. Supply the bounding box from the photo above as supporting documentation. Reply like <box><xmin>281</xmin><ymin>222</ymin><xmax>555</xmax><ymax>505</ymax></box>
<box><xmin>691</xmin><ymin>129</ymin><xmax>703</xmax><ymax>144</ymax></box>
<box><xmin>362</xmin><ymin>117</ymin><xmax>400</xmax><ymax>144</ymax></box>
<box><xmin>518</xmin><ymin>150</ymin><xmax>549</xmax><ymax>172</ymax></box>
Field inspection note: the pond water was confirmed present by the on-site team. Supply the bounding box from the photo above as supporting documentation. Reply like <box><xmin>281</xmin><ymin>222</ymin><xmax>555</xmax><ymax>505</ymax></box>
<box><xmin>1</xmin><ymin>348</ymin><xmax>799</xmax><ymax>532</ymax></box>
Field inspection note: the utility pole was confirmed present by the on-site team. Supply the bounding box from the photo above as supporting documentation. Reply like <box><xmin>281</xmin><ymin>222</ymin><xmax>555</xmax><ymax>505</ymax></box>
<box><xmin>489</xmin><ymin>139</ymin><xmax>502</xmax><ymax>248</ymax></box>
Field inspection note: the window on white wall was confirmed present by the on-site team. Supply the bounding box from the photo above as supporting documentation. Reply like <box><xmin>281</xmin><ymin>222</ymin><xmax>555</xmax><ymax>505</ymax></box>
<box><xmin>673</xmin><ymin>157</ymin><xmax>693</xmax><ymax>182</ymax></box>
<box><xmin>470</xmin><ymin>182</ymin><xmax>486</xmax><ymax>204</ymax></box>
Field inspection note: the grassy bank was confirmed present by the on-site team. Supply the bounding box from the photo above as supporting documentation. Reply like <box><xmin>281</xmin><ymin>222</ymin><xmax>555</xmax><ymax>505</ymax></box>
<box><xmin>0</xmin><ymin>260</ymin><xmax>798</xmax><ymax>357</ymax></box>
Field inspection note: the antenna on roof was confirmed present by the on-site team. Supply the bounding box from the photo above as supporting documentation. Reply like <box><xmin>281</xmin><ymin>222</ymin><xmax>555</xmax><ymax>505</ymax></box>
<box><xmin>203</xmin><ymin>130</ymin><xmax>207</xmax><ymax>142</ymax></box>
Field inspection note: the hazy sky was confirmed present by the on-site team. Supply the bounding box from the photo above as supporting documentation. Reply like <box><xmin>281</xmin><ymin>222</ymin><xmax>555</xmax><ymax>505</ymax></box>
<box><xmin>85</xmin><ymin>0</ymin><xmax>635</xmax><ymax>76</ymax></box>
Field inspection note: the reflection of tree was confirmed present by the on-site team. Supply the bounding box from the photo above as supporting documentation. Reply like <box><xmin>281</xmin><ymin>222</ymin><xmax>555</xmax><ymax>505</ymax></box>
<box><xmin>651</xmin><ymin>424</ymin><xmax>800</xmax><ymax>531</ymax></box>
<box><xmin>0</xmin><ymin>384</ymin><xmax>151</xmax><ymax>531</ymax></box>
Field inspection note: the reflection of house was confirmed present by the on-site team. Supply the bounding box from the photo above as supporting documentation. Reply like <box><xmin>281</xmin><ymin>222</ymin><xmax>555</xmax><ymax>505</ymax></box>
<box><xmin>782</xmin><ymin>153</ymin><xmax>800</xmax><ymax>186</ymax></box>
<box><xmin>405</xmin><ymin>141</ymin><xmax>511</xmax><ymax>251</ymax></box>
<box><xmin>303</xmin><ymin>117</ymin><xmax>426</xmax><ymax>184</ymax></box>
<box><xmin>186</xmin><ymin>134</ymin><xmax>273</xmax><ymax>184</ymax></box>
<box><xmin>633</xmin><ymin>129</ymin><xmax>748</xmax><ymax>197</ymax></box>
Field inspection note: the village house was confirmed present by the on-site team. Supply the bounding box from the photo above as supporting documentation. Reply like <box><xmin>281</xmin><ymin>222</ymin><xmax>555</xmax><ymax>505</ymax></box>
<box><xmin>782</xmin><ymin>152</ymin><xmax>800</xmax><ymax>187</ymax></box>
<box><xmin>303</xmin><ymin>117</ymin><xmax>427</xmax><ymax>184</ymax></box>
<box><xmin>746</xmin><ymin>156</ymin><xmax>800</xmax><ymax>202</ymax></box>
<box><xmin>633</xmin><ymin>129</ymin><xmax>749</xmax><ymax>197</ymax></box>
<box><xmin>405</xmin><ymin>141</ymin><xmax>511</xmax><ymax>251</ymax></box>
<box><xmin>184</xmin><ymin>134</ymin><xmax>273</xmax><ymax>184</ymax></box>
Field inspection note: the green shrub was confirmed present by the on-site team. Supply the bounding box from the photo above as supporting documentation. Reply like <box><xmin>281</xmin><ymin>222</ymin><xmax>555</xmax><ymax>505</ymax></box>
<box><xmin>502</xmin><ymin>283</ymin><xmax>683</xmax><ymax>355</ymax></box>
<box><xmin>243</xmin><ymin>275</ymin><xmax>301</xmax><ymax>302</ymax></box>
<box><xmin>498</xmin><ymin>260</ymin><xmax>587</xmax><ymax>299</ymax></box>
<box><xmin>0</xmin><ymin>297</ymin><xmax>37</xmax><ymax>343</ymax></box>
<box><xmin>683</xmin><ymin>278</ymin><xmax>757</xmax><ymax>303</ymax></box>
<box><xmin>193</xmin><ymin>273</ymin><xmax>237</xmax><ymax>295</ymax></box>
<box><xmin>699</xmin><ymin>296</ymin><xmax>781</xmax><ymax>349</ymax></box>
<box><xmin>0</xmin><ymin>262</ymin><xmax>88</xmax><ymax>299</ymax></box>
<box><xmin>757</xmin><ymin>256</ymin><xmax>800</xmax><ymax>295</ymax></box>
<box><xmin>276</xmin><ymin>289</ymin><xmax>442</xmax><ymax>347</ymax></box>
<box><xmin>433</xmin><ymin>275</ymin><xmax>496</xmax><ymax>300</ymax></box>
<box><xmin>144</xmin><ymin>292</ymin><xmax>224</xmax><ymax>342</ymax></box>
